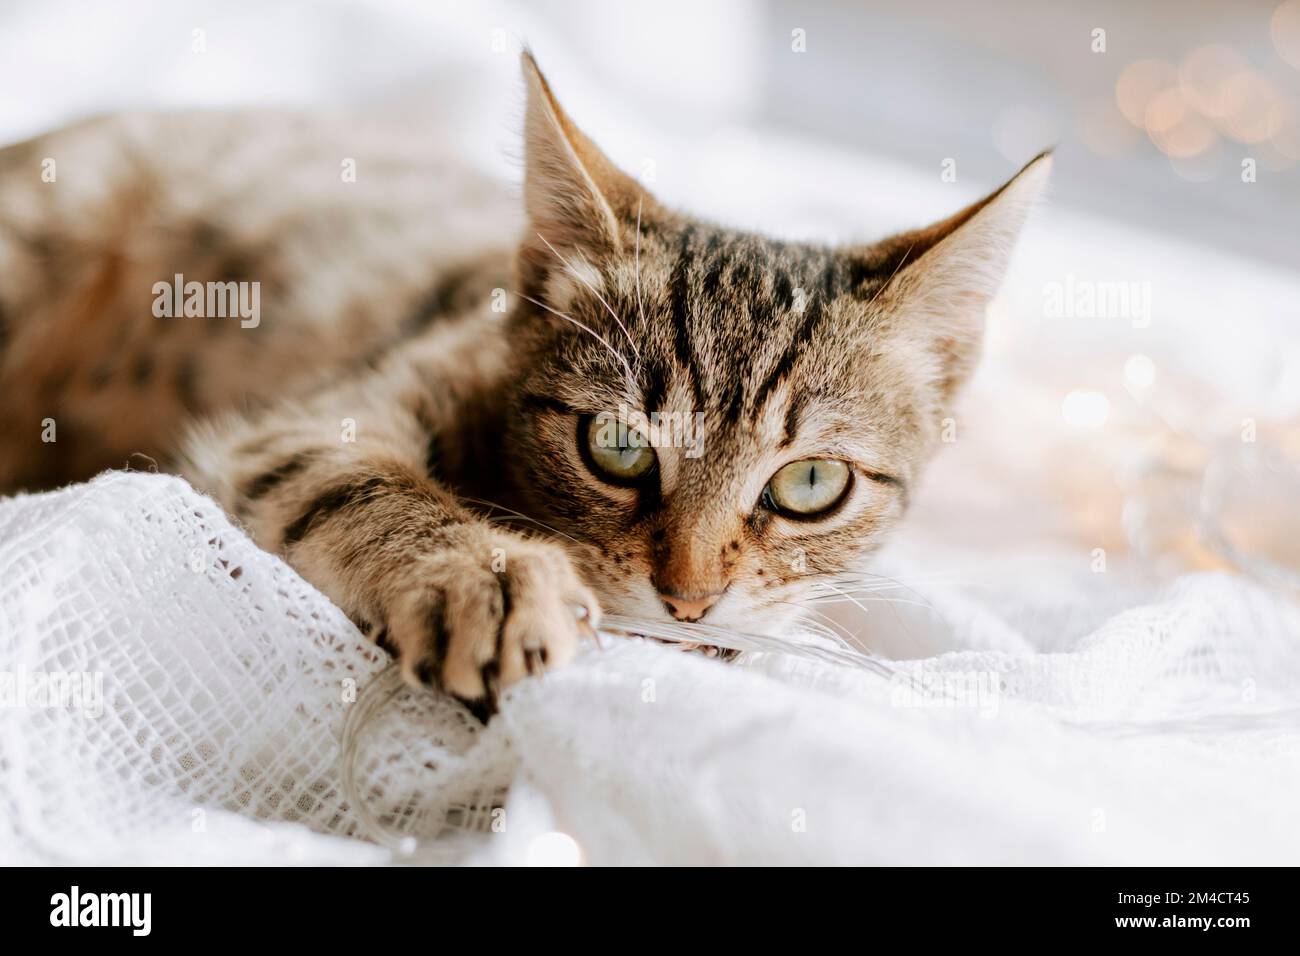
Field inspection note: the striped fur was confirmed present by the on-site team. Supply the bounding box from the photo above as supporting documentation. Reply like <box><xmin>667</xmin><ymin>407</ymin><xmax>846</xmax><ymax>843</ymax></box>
<box><xmin>0</xmin><ymin>54</ymin><xmax>1049</xmax><ymax>713</ymax></box>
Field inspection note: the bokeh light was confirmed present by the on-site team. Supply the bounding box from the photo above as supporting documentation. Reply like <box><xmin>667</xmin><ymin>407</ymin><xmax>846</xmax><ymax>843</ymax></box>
<box><xmin>526</xmin><ymin>830</ymin><xmax>582</xmax><ymax>866</ymax></box>
<box><xmin>1145</xmin><ymin>88</ymin><xmax>1217</xmax><ymax>158</ymax></box>
<box><xmin>1272</xmin><ymin>114</ymin><xmax>1300</xmax><ymax>159</ymax></box>
<box><xmin>1169</xmin><ymin>140</ymin><xmax>1226</xmax><ymax>181</ymax></box>
<box><xmin>1062</xmin><ymin>390</ymin><xmax>1111</xmax><ymax>429</ymax></box>
<box><xmin>1179</xmin><ymin>45</ymin><xmax>1247</xmax><ymax>118</ymax></box>
<box><xmin>1116</xmin><ymin>59</ymin><xmax>1179</xmax><ymax>128</ymax></box>
<box><xmin>1273</xmin><ymin>0</ymin><xmax>1300</xmax><ymax>69</ymax></box>
<box><xmin>1125</xmin><ymin>354</ymin><xmax>1158</xmax><ymax>392</ymax></box>
<box><xmin>1112</xmin><ymin>34</ymin><xmax>1300</xmax><ymax>175</ymax></box>
<box><xmin>1219</xmin><ymin>72</ymin><xmax>1286</xmax><ymax>144</ymax></box>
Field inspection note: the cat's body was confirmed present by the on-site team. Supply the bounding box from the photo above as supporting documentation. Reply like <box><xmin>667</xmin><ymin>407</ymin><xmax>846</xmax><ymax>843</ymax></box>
<box><xmin>0</xmin><ymin>55</ymin><xmax>1049</xmax><ymax>714</ymax></box>
<box><xmin>0</xmin><ymin>108</ymin><xmax>516</xmax><ymax>490</ymax></box>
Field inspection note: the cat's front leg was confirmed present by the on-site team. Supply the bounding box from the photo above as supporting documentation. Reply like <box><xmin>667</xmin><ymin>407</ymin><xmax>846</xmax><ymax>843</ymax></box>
<box><xmin>181</xmin><ymin>406</ymin><xmax>598</xmax><ymax>717</ymax></box>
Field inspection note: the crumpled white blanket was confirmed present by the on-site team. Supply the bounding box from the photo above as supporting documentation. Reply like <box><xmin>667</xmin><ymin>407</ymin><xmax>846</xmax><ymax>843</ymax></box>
<box><xmin>2</xmin><ymin>470</ymin><xmax>1297</xmax><ymax>865</ymax></box>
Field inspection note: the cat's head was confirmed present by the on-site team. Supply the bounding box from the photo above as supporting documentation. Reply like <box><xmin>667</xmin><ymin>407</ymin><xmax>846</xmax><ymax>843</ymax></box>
<box><xmin>503</xmin><ymin>53</ymin><xmax>1049</xmax><ymax>635</ymax></box>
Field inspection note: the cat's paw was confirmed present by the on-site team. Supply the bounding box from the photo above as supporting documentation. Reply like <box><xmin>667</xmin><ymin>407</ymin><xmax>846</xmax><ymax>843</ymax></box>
<box><xmin>386</xmin><ymin>530</ymin><xmax>599</xmax><ymax>718</ymax></box>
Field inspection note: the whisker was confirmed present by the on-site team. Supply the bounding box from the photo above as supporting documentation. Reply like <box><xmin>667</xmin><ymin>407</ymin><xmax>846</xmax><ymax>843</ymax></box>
<box><xmin>864</xmin><ymin>240</ymin><xmax>916</xmax><ymax>309</ymax></box>
<box><xmin>518</xmin><ymin>293</ymin><xmax>636</xmax><ymax>386</ymax></box>
<box><xmin>806</xmin><ymin>573</ymin><xmax>948</xmax><ymax>647</ymax></box>
<box><xmin>814</xmin><ymin>572</ymin><xmax>943</xmax><ymax>612</ymax></box>
<box><xmin>803</xmin><ymin>593</ymin><xmax>939</xmax><ymax>613</ymax></box>
<box><xmin>805</xmin><ymin>579</ymin><xmax>873</xmax><ymax>617</ymax></box>
<box><xmin>811</xmin><ymin>577</ymin><xmax>913</xmax><ymax>591</ymax></box>
<box><xmin>457</xmin><ymin>495</ymin><xmax>583</xmax><ymax>545</ymax></box>
<box><xmin>600</xmin><ymin>614</ymin><xmax>899</xmax><ymax>676</ymax></box>
<box><xmin>634</xmin><ymin>197</ymin><xmax>649</xmax><ymax>334</ymax></box>
<box><xmin>820</xmin><ymin>569</ymin><xmax>967</xmax><ymax>587</ymax></box>
<box><xmin>773</xmin><ymin>602</ymin><xmax>860</xmax><ymax>646</ymax></box>
<box><xmin>534</xmin><ymin>231</ymin><xmax>639</xmax><ymax>365</ymax></box>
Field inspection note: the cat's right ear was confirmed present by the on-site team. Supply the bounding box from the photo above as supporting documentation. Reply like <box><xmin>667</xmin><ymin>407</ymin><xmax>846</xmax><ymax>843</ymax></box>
<box><xmin>520</xmin><ymin>51</ymin><xmax>655</xmax><ymax>262</ymax></box>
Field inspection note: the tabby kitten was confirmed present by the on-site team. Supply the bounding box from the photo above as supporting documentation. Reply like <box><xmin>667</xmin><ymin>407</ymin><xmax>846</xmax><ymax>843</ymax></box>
<box><xmin>0</xmin><ymin>54</ymin><xmax>1049</xmax><ymax>714</ymax></box>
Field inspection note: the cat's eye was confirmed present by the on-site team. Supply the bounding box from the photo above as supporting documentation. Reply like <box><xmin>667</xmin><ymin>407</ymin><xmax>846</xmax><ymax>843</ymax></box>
<box><xmin>764</xmin><ymin>459</ymin><xmax>851</xmax><ymax>517</ymax></box>
<box><xmin>580</xmin><ymin>414</ymin><xmax>657</xmax><ymax>485</ymax></box>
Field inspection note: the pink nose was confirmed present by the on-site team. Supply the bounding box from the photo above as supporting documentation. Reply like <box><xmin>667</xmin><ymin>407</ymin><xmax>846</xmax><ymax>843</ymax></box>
<box><xmin>659</xmin><ymin>591</ymin><xmax>723</xmax><ymax>622</ymax></box>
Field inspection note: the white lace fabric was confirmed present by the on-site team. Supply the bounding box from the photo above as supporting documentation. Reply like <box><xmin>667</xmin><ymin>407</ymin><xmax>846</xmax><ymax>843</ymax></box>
<box><xmin>2</xmin><ymin>471</ymin><xmax>1297</xmax><ymax>865</ymax></box>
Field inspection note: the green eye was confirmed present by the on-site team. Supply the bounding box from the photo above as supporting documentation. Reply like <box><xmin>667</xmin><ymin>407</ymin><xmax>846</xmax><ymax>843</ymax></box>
<box><xmin>765</xmin><ymin>459</ymin><xmax>851</xmax><ymax>517</ymax></box>
<box><xmin>582</xmin><ymin>415</ymin><xmax>657</xmax><ymax>484</ymax></box>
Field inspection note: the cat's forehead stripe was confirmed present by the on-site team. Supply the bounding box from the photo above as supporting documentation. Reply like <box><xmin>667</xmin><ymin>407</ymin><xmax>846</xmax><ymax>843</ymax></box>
<box><xmin>746</xmin><ymin>256</ymin><xmax>840</xmax><ymax>423</ymax></box>
<box><xmin>667</xmin><ymin>222</ymin><xmax>706</xmax><ymax>414</ymax></box>
<box><xmin>654</xmin><ymin>223</ymin><xmax>847</xmax><ymax>429</ymax></box>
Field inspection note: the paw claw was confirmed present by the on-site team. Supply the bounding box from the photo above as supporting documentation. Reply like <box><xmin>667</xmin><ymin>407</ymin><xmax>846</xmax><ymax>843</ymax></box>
<box><xmin>384</xmin><ymin>530</ymin><xmax>598</xmax><ymax>712</ymax></box>
<box><xmin>454</xmin><ymin>694</ymin><xmax>496</xmax><ymax>724</ymax></box>
<box><xmin>480</xmin><ymin>660</ymin><xmax>500</xmax><ymax>698</ymax></box>
<box><xmin>414</xmin><ymin>656</ymin><xmax>439</xmax><ymax>688</ymax></box>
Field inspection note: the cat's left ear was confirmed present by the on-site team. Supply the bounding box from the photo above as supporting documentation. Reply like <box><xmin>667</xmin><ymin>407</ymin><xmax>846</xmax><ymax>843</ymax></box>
<box><xmin>520</xmin><ymin>52</ymin><xmax>657</xmax><ymax>263</ymax></box>
<box><xmin>847</xmin><ymin>152</ymin><xmax>1052</xmax><ymax>399</ymax></box>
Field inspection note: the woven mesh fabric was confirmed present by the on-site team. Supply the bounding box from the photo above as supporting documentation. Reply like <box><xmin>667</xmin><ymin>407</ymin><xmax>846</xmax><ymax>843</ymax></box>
<box><xmin>2</xmin><ymin>471</ymin><xmax>1298</xmax><ymax>864</ymax></box>
<box><xmin>0</xmin><ymin>472</ymin><xmax>515</xmax><ymax>864</ymax></box>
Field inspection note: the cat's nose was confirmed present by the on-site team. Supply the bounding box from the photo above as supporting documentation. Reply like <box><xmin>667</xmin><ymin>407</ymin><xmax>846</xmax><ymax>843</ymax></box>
<box><xmin>658</xmin><ymin>590</ymin><xmax>723</xmax><ymax>622</ymax></box>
